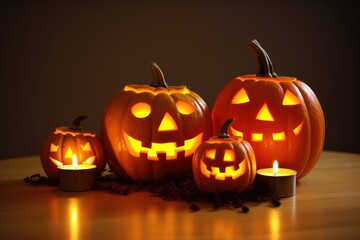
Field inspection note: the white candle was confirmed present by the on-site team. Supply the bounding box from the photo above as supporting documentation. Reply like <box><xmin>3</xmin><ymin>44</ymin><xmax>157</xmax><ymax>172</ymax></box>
<box><xmin>58</xmin><ymin>154</ymin><xmax>97</xmax><ymax>192</ymax></box>
<box><xmin>255</xmin><ymin>160</ymin><xmax>297</xmax><ymax>198</ymax></box>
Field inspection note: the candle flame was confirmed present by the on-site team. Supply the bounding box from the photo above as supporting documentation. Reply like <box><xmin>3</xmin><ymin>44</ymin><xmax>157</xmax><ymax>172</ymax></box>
<box><xmin>273</xmin><ymin>160</ymin><xmax>279</xmax><ymax>176</ymax></box>
<box><xmin>72</xmin><ymin>154</ymin><xmax>78</xmax><ymax>169</ymax></box>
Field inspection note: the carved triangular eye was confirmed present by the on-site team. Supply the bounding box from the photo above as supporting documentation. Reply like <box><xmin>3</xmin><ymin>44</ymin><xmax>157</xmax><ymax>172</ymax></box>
<box><xmin>80</xmin><ymin>142</ymin><xmax>92</xmax><ymax>151</ymax></box>
<box><xmin>282</xmin><ymin>90</ymin><xmax>301</xmax><ymax>105</ymax></box>
<box><xmin>50</xmin><ymin>144</ymin><xmax>59</xmax><ymax>152</ymax></box>
<box><xmin>176</xmin><ymin>100</ymin><xmax>195</xmax><ymax>115</ymax></box>
<box><xmin>293</xmin><ymin>121</ymin><xmax>304</xmax><ymax>135</ymax></box>
<box><xmin>231</xmin><ymin>88</ymin><xmax>250</xmax><ymax>104</ymax></box>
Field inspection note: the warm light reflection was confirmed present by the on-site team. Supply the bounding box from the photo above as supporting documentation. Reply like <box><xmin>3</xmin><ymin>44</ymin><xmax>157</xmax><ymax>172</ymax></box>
<box><xmin>72</xmin><ymin>154</ymin><xmax>78</xmax><ymax>169</ymax></box>
<box><xmin>273</xmin><ymin>160</ymin><xmax>279</xmax><ymax>176</ymax></box>
<box><xmin>212</xmin><ymin>217</ymin><xmax>237</xmax><ymax>238</ymax></box>
<box><xmin>69</xmin><ymin>199</ymin><xmax>79</xmax><ymax>240</ymax></box>
<box><xmin>50</xmin><ymin>196</ymin><xmax>60</xmax><ymax>236</ymax></box>
<box><xmin>270</xmin><ymin>209</ymin><xmax>280</xmax><ymax>240</ymax></box>
<box><xmin>130</xmin><ymin>201</ymin><xmax>194</xmax><ymax>239</ymax></box>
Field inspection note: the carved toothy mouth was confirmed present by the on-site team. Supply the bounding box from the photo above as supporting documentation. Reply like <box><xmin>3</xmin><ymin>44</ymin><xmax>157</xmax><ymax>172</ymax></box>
<box><xmin>123</xmin><ymin>131</ymin><xmax>203</xmax><ymax>161</ymax></box>
<box><xmin>200</xmin><ymin>159</ymin><xmax>246</xmax><ymax>180</ymax></box>
<box><xmin>229</xmin><ymin>121</ymin><xmax>304</xmax><ymax>142</ymax></box>
<box><xmin>50</xmin><ymin>156</ymin><xmax>95</xmax><ymax>167</ymax></box>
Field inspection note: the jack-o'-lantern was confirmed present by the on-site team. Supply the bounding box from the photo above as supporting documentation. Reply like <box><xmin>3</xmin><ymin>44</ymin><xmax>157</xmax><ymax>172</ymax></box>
<box><xmin>192</xmin><ymin>118</ymin><xmax>257</xmax><ymax>193</ymax></box>
<box><xmin>101</xmin><ymin>62</ymin><xmax>212</xmax><ymax>181</ymax></box>
<box><xmin>40</xmin><ymin>115</ymin><xmax>105</xmax><ymax>179</ymax></box>
<box><xmin>212</xmin><ymin>40</ymin><xmax>325</xmax><ymax>180</ymax></box>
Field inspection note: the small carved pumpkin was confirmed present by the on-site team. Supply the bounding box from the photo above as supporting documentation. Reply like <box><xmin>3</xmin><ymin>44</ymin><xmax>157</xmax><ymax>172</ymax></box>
<box><xmin>192</xmin><ymin>118</ymin><xmax>257</xmax><ymax>193</ymax></box>
<box><xmin>40</xmin><ymin>115</ymin><xmax>105</xmax><ymax>179</ymax></box>
<box><xmin>212</xmin><ymin>40</ymin><xmax>325</xmax><ymax>180</ymax></box>
<box><xmin>101</xmin><ymin>62</ymin><xmax>212</xmax><ymax>181</ymax></box>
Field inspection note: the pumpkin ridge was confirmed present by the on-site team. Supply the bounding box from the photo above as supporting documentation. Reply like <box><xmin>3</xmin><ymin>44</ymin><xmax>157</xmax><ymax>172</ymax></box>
<box><xmin>293</xmin><ymin>81</ymin><xmax>325</xmax><ymax>178</ymax></box>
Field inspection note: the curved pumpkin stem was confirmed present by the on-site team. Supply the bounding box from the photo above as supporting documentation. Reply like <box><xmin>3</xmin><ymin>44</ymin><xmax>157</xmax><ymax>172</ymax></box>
<box><xmin>70</xmin><ymin>114</ymin><xmax>88</xmax><ymax>130</ymax></box>
<box><xmin>250</xmin><ymin>39</ymin><xmax>277</xmax><ymax>78</ymax></box>
<box><xmin>150</xmin><ymin>62</ymin><xmax>168</xmax><ymax>88</ymax></box>
<box><xmin>218</xmin><ymin>118</ymin><xmax>235</xmax><ymax>138</ymax></box>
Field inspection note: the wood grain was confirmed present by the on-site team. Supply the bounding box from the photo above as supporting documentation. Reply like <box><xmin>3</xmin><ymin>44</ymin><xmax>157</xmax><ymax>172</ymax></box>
<box><xmin>1</xmin><ymin>151</ymin><xmax>360</xmax><ymax>239</ymax></box>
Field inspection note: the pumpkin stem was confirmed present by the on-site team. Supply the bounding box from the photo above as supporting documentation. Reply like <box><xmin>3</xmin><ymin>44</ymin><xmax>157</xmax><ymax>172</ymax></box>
<box><xmin>218</xmin><ymin>118</ymin><xmax>235</xmax><ymax>138</ymax></box>
<box><xmin>150</xmin><ymin>62</ymin><xmax>168</xmax><ymax>88</ymax></box>
<box><xmin>70</xmin><ymin>114</ymin><xmax>89</xmax><ymax>130</ymax></box>
<box><xmin>250</xmin><ymin>39</ymin><xmax>277</xmax><ymax>78</ymax></box>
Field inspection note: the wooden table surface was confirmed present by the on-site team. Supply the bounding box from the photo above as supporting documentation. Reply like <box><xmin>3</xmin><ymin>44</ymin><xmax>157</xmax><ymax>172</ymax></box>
<box><xmin>1</xmin><ymin>151</ymin><xmax>360</xmax><ymax>239</ymax></box>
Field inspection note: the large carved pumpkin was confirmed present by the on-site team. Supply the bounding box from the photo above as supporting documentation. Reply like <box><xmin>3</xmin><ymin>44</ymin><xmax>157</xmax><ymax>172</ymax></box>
<box><xmin>192</xmin><ymin>118</ymin><xmax>257</xmax><ymax>193</ymax></box>
<box><xmin>212</xmin><ymin>40</ymin><xmax>325</xmax><ymax>180</ymax></box>
<box><xmin>40</xmin><ymin>115</ymin><xmax>105</xmax><ymax>179</ymax></box>
<box><xmin>101</xmin><ymin>62</ymin><xmax>212</xmax><ymax>181</ymax></box>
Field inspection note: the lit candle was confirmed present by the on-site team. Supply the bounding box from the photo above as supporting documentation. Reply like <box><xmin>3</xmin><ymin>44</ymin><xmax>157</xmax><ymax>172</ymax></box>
<box><xmin>58</xmin><ymin>154</ymin><xmax>97</xmax><ymax>192</ymax></box>
<box><xmin>255</xmin><ymin>160</ymin><xmax>297</xmax><ymax>198</ymax></box>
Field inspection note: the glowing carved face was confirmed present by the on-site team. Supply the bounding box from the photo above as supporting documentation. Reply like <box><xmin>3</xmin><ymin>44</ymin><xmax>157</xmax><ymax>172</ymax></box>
<box><xmin>101</xmin><ymin>62</ymin><xmax>213</xmax><ymax>181</ymax></box>
<box><xmin>48</xmin><ymin>129</ymin><xmax>96</xmax><ymax>167</ymax></box>
<box><xmin>211</xmin><ymin>79</ymin><xmax>310</xmax><ymax>171</ymax></box>
<box><xmin>229</xmin><ymin>87</ymin><xmax>304</xmax><ymax>142</ymax></box>
<box><xmin>211</xmin><ymin>40</ymin><xmax>325</xmax><ymax>180</ymax></box>
<box><xmin>123</xmin><ymin>100</ymin><xmax>202</xmax><ymax>161</ymax></box>
<box><xmin>121</xmin><ymin>89</ymin><xmax>206</xmax><ymax>161</ymax></box>
<box><xmin>200</xmin><ymin>147</ymin><xmax>246</xmax><ymax>180</ymax></box>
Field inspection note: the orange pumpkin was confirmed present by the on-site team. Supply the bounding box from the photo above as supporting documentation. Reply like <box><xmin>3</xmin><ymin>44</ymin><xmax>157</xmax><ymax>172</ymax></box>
<box><xmin>101</xmin><ymin>62</ymin><xmax>212</xmax><ymax>181</ymax></box>
<box><xmin>192</xmin><ymin>118</ymin><xmax>257</xmax><ymax>193</ymax></box>
<box><xmin>40</xmin><ymin>115</ymin><xmax>105</xmax><ymax>179</ymax></box>
<box><xmin>212</xmin><ymin>40</ymin><xmax>325</xmax><ymax>180</ymax></box>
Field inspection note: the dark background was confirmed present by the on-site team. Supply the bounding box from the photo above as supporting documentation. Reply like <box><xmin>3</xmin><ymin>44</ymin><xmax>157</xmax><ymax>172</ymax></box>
<box><xmin>1</xmin><ymin>0</ymin><xmax>359</xmax><ymax>159</ymax></box>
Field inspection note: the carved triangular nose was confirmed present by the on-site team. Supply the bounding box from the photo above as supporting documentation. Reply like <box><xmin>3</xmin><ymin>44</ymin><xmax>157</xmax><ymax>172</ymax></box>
<box><xmin>65</xmin><ymin>147</ymin><xmax>74</xmax><ymax>158</ymax></box>
<box><xmin>256</xmin><ymin>103</ymin><xmax>274</xmax><ymax>121</ymax></box>
<box><xmin>158</xmin><ymin>112</ymin><xmax>178</xmax><ymax>131</ymax></box>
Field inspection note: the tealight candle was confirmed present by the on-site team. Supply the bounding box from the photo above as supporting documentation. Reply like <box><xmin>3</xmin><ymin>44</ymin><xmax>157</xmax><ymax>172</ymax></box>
<box><xmin>58</xmin><ymin>154</ymin><xmax>97</xmax><ymax>192</ymax></box>
<box><xmin>255</xmin><ymin>160</ymin><xmax>297</xmax><ymax>198</ymax></box>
